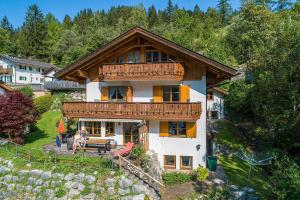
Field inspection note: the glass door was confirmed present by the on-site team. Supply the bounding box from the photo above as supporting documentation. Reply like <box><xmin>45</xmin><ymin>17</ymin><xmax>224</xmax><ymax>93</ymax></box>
<box><xmin>123</xmin><ymin>123</ymin><xmax>139</xmax><ymax>144</ymax></box>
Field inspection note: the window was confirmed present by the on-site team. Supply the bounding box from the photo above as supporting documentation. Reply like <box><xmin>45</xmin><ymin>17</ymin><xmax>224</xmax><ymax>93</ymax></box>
<box><xmin>180</xmin><ymin>156</ymin><xmax>193</xmax><ymax>169</ymax></box>
<box><xmin>19</xmin><ymin>66</ymin><xmax>26</xmax><ymax>70</ymax></box>
<box><xmin>36</xmin><ymin>77</ymin><xmax>38</xmax><ymax>81</ymax></box>
<box><xmin>37</xmin><ymin>68</ymin><xmax>41</xmax><ymax>72</ymax></box>
<box><xmin>164</xmin><ymin>155</ymin><xmax>176</xmax><ymax>169</ymax></box>
<box><xmin>109</xmin><ymin>87</ymin><xmax>126</xmax><ymax>101</ymax></box>
<box><xmin>105</xmin><ymin>122</ymin><xmax>115</xmax><ymax>137</ymax></box>
<box><xmin>163</xmin><ymin>86</ymin><xmax>180</xmax><ymax>102</ymax></box>
<box><xmin>146</xmin><ymin>51</ymin><xmax>152</xmax><ymax>62</ymax></box>
<box><xmin>19</xmin><ymin>76</ymin><xmax>27</xmax><ymax>81</ymax></box>
<box><xmin>161</xmin><ymin>52</ymin><xmax>168</xmax><ymax>62</ymax></box>
<box><xmin>207</xmin><ymin>91</ymin><xmax>214</xmax><ymax>100</ymax></box>
<box><xmin>84</xmin><ymin>122</ymin><xmax>101</xmax><ymax>135</ymax></box>
<box><xmin>168</xmin><ymin>122</ymin><xmax>186</xmax><ymax>136</ymax></box>
<box><xmin>153</xmin><ymin>51</ymin><xmax>159</xmax><ymax>62</ymax></box>
<box><xmin>40</xmin><ymin>78</ymin><xmax>45</xmax><ymax>83</ymax></box>
<box><xmin>29</xmin><ymin>67</ymin><xmax>32</xmax><ymax>71</ymax></box>
<box><xmin>119</xmin><ymin>55</ymin><xmax>125</xmax><ymax>64</ymax></box>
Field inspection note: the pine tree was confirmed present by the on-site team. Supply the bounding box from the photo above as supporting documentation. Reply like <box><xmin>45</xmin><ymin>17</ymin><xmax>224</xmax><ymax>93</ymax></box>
<box><xmin>147</xmin><ymin>5</ymin><xmax>158</xmax><ymax>28</ymax></box>
<box><xmin>165</xmin><ymin>0</ymin><xmax>174</xmax><ymax>22</ymax></box>
<box><xmin>21</xmin><ymin>4</ymin><xmax>47</xmax><ymax>59</ymax></box>
<box><xmin>218</xmin><ymin>0</ymin><xmax>232</xmax><ymax>26</ymax></box>
<box><xmin>63</xmin><ymin>15</ymin><xmax>72</xmax><ymax>29</ymax></box>
<box><xmin>0</xmin><ymin>16</ymin><xmax>13</xmax><ymax>32</ymax></box>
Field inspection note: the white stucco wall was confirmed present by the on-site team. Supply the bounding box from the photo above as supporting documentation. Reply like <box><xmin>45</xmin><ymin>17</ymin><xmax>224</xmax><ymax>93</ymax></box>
<box><xmin>207</xmin><ymin>91</ymin><xmax>224</xmax><ymax>119</ymax></box>
<box><xmin>0</xmin><ymin>88</ymin><xmax>5</xmax><ymax>95</ymax></box>
<box><xmin>0</xmin><ymin>59</ymin><xmax>47</xmax><ymax>84</ymax></box>
<box><xmin>83</xmin><ymin>77</ymin><xmax>207</xmax><ymax>169</ymax></box>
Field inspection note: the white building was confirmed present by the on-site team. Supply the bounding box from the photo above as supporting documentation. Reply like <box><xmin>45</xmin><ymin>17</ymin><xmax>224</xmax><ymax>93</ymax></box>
<box><xmin>207</xmin><ymin>87</ymin><xmax>227</xmax><ymax>120</ymax></box>
<box><xmin>0</xmin><ymin>55</ymin><xmax>57</xmax><ymax>85</ymax></box>
<box><xmin>0</xmin><ymin>81</ymin><xmax>13</xmax><ymax>95</ymax></box>
<box><xmin>56</xmin><ymin>27</ymin><xmax>236</xmax><ymax>170</ymax></box>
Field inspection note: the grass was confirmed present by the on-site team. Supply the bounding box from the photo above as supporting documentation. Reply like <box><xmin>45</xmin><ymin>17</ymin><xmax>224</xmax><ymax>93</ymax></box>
<box><xmin>215</xmin><ymin>120</ymin><xmax>275</xmax><ymax>199</ymax></box>
<box><xmin>24</xmin><ymin>111</ymin><xmax>62</xmax><ymax>149</ymax></box>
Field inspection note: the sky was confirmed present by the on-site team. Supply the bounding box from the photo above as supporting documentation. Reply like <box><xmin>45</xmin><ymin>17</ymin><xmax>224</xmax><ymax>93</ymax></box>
<box><xmin>0</xmin><ymin>0</ymin><xmax>241</xmax><ymax>28</ymax></box>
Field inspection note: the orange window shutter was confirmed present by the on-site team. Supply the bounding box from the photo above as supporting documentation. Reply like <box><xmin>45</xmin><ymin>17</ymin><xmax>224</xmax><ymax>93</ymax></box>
<box><xmin>153</xmin><ymin>86</ymin><xmax>163</xmax><ymax>102</ymax></box>
<box><xmin>180</xmin><ymin>85</ymin><xmax>190</xmax><ymax>102</ymax></box>
<box><xmin>187</xmin><ymin>122</ymin><xmax>197</xmax><ymax>138</ymax></box>
<box><xmin>101</xmin><ymin>86</ymin><xmax>108</xmax><ymax>101</ymax></box>
<box><xmin>126</xmin><ymin>86</ymin><xmax>133</xmax><ymax>102</ymax></box>
<box><xmin>160</xmin><ymin>122</ymin><xmax>169</xmax><ymax>137</ymax></box>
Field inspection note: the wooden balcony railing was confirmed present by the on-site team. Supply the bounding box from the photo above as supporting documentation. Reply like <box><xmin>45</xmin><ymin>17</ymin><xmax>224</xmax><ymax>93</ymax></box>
<box><xmin>0</xmin><ymin>68</ymin><xmax>13</xmax><ymax>75</ymax></box>
<box><xmin>100</xmin><ymin>62</ymin><xmax>184</xmax><ymax>81</ymax></box>
<box><xmin>63</xmin><ymin>102</ymin><xmax>201</xmax><ymax>121</ymax></box>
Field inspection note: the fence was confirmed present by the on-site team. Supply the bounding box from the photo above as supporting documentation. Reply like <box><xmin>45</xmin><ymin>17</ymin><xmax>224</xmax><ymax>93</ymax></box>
<box><xmin>0</xmin><ymin>139</ymin><xmax>116</xmax><ymax>172</ymax></box>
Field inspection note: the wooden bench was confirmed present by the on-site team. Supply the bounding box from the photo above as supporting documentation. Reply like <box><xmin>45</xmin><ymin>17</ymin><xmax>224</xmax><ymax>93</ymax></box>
<box><xmin>79</xmin><ymin>137</ymin><xmax>111</xmax><ymax>154</ymax></box>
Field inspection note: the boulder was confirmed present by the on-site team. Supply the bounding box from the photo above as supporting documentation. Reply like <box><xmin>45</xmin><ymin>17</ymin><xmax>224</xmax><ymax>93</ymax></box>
<box><xmin>50</xmin><ymin>181</ymin><xmax>57</xmax><ymax>187</ymax></box>
<box><xmin>65</xmin><ymin>181</ymin><xmax>72</xmax><ymax>189</ymax></box>
<box><xmin>119</xmin><ymin>188</ymin><xmax>130</xmax><ymax>196</ymax></box>
<box><xmin>18</xmin><ymin>170</ymin><xmax>29</xmax><ymax>176</ymax></box>
<box><xmin>85</xmin><ymin>175</ymin><xmax>96</xmax><ymax>184</ymax></box>
<box><xmin>25</xmin><ymin>185</ymin><xmax>32</xmax><ymax>192</ymax></box>
<box><xmin>0</xmin><ymin>166</ymin><xmax>10</xmax><ymax>174</ymax></box>
<box><xmin>43</xmin><ymin>181</ymin><xmax>50</xmax><ymax>187</ymax></box>
<box><xmin>121</xmin><ymin>194</ymin><xmax>145</xmax><ymax>200</ymax></box>
<box><xmin>7</xmin><ymin>183</ymin><xmax>15</xmax><ymax>191</ymax></box>
<box><xmin>108</xmin><ymin>187</ymin><xmax>115</xmax><ymax>196</ymax></box>
<box><xmin>11</xmin><ymin>176</ymin><xmax>18</xmax><ymax>182</ymax></box>
<box><xmin>31</xmin><ymin>169</ymin><xmax>43</xmax><ymax>177</ymax></box>
<box><xmin>132</xmin><ymin>185</ymin><xmax>148</xmax><ymax>194</ymax></box>
<box><xmin>41</xmin><ymin>171</ymin><xmax>52</xmax><ymax>179</ymax></box>
<box><xmin>27</xmin><ymin>177</ymin><xmax>36</xmax><ymax>185</ymax></box>
<box><xmin>64</xmin><ymin>173</ymin><xmax>74</xmax><ymax>181</ymax></box>
<box><xmin>35</xmin><ymin>179</ymin><xmax>43</xmax><ymax>186</ymax></box>
<box><xmin>44</xmin><ymin>189</ymin><xmax>54</xmax><ymax>198</ymax></box>
<box><xmin>105</xmin><ymin>178</ymin><xmax>116</xmax><ymax>187</ymax></box>
<box><xmin>53</xmin><ymin>173</ymin><xmax>64</xmax><ymax>179</ymax></box>
<box><xmin>33</xmin><ymin>186</ymin><xmax>42</xmax><ymax>193</ymax></box>
<box><xmin>119</xmin><ymin>178</ymin><xmax>133</xmax><ymax>189</ymax></box>
<box><xmin>80</xmin><ymin>193</ymin><xmax>96</xmax><ymax>200</ymax></box>
<box><xmin>69</xmin><ymin>188</ymin><xmax>80</xmax><ymax>196</ymax></box>
<box><xmin>3</xmin><ymin>174</ymin><xmax>12</xmax><ymax>182</ymax></box>
<box><xmin>16</xmin><ymin>184</ymin><xmax>24</xmax><ymax>191</ymax></box>
<box><xmin>75</xmin><ymin>173</ymin><xmax>85</xmax><ymax>182</ymax></box>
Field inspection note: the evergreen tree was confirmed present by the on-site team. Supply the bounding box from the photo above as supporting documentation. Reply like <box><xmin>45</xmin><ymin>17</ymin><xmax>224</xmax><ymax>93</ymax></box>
<box><xmin>21</xmin><ymin>4</ymin><xmax>47</xmax><ymax>59</ymax></box>
<box><xmin>165</xmin><ymin>0</ymin><xmax>175</xmax><ymax>22</ymax></box>
<box><xmin>147</xmin><ymin>5</ymin><xmax>158</xmax><ymax>28</ymax></box>
<box><xmin>218</xmin><ymin>0</ymin><xmax>232</xmax><ymax>26</ymax></box>
<box><xmin>63</xmin><ymin>15</ymin><xmax>72</xmax><ymax>29</ymax></box>
<box><xmin>0</xmin><ymin>16</ymin><xmax>13</xmax><ymax>32</ymax></box>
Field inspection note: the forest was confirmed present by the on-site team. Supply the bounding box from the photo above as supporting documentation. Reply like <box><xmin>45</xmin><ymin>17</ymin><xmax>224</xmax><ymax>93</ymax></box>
<box><xmin>0</xmin><ymin>0</ymin><xmax>300</xmax><ymax>199</ymax></box>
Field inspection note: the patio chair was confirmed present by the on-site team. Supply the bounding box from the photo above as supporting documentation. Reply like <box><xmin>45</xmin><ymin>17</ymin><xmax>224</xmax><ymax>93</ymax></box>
<box><xmin>112</xmin><ymin>142</ymin><xmax>134</xmax><ymax>158</ymax></box>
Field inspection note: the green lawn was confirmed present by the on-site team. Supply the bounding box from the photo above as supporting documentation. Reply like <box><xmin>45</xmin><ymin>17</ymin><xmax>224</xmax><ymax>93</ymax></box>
<box><xmin>24</xmin><ymin>111</ymin><xmax>62</xmax><ymax>149</ymax></box>
<box><xmin>215</xmin><ymin>120</ymin><xmax>274</xmax><ymax>199</ymax></box>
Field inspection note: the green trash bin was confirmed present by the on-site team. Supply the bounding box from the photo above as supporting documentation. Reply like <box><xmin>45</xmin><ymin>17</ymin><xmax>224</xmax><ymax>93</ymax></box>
<box><xmin>207</xmin><ymin>156</ymin><xmax>217</xmax><ymax>171</ymax></box>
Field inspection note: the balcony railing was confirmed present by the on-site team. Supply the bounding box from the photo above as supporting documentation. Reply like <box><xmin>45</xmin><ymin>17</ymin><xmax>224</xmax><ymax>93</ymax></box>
<box><xmin>0</xmin><ymin>68</ymin><xmax>13</xmax><ymax>75</ymax></box>
<box><xmin>100</xmin><ymin>62</ymin><xmax>184</xmax><ymax>81</ymax></box>
<box><xmin>63</xmin><ymin>102</ymin><xmax>201</xmax><ymax>121</ymax></box>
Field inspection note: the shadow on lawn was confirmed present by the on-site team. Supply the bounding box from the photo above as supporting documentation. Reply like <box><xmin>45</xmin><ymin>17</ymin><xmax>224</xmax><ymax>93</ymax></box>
<box><xmin>24</xmin><ymin>126</ymin><xmax>48</xmax><ymax>145</ymax></box>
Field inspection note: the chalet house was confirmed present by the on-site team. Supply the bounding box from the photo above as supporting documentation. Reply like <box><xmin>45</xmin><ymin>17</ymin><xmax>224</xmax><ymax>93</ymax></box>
<box><xmin>56</xmin><ymin>27</ymin><xmax>236</xmax><ymax>170</ymax></box>
<box><xmin>207</xmin><ymin>87</ymin><xmax>228</xmax><ymax>120</ymax></box>
<box><xmin>0</xmin><ymin>55</ymin><xmax>56</xmax><ymax>85</ymax></box>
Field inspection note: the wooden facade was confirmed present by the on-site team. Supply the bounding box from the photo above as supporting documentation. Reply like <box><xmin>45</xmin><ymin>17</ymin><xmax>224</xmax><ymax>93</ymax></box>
<box><xmin>100</xmin><ymin>62</ymin><xmax>184</xmax><ymax>81</ymax></box>
<box><xmin>63</xmin><ymin>102</ymin><xmax>201</xmax><ymax>121</ymax></box>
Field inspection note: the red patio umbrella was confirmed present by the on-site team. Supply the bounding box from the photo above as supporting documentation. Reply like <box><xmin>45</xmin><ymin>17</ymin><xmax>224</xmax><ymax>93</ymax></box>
<box><xmin>58</xmin><ymin>119</ymin><xmax>65</xmax><ymax>134</ymax></box>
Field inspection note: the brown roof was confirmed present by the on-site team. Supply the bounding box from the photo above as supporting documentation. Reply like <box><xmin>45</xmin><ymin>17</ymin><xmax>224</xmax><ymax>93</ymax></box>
<box><xmin>211</xmin><ymin>87</ymin><xmax>228</xmax><ymax>95</ymax></box>
<box><xmin>0</xmin><ymin>81</ymin><xmax>13</xmax><ymax>92</ymax></box>
<box><xmin>0</xmin><ymin>55</ymin><xmax>56</xmax><ymax>70</ymax></box>
<box><xmin>55</xmin><ymin>26</ymin><xmax>237</xmax><ymax>80</ymax></box>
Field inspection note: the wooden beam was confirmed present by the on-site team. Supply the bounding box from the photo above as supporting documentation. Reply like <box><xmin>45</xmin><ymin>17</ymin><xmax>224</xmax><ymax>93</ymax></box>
<box><xmin>77</xmin><ymin>70</ymin><xmax>89</xmax><ymax>79</ymax></box>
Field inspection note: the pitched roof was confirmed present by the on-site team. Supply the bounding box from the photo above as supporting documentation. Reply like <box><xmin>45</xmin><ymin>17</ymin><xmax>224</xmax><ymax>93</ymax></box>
<box><xmin>0</xmin><ymin>81</ymin><xmax>13</xmax><ymax>92</ymax></box>
<box><xmin>42</xmin><ymin>66</ymin><xmax>62</xmax><ymax>76</ymax></box>
<box><xmin>55</xmin><ymin>26</ymin><xmax>237</xmax><ymax>80</ymax></box>
<box><xmin>0</xmin><ymin>55</ymin><xmax>56</xmax><ymax>70</ymax></box>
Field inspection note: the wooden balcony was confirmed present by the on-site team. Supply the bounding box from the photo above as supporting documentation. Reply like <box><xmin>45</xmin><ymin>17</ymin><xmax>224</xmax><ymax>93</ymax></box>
<box><xmin>63</xmin><ymin>102</ymin><xmax>201</xmax><ymax>121</ymax></box>
<box><xmin>0</xmin><ymin>68</ymin><xmax>13</xmax><ymax>75</ymax></box>
<box><xmin>100</xmin><ymin>62</ymin><xmax>184</xmax><ymax>81</ymax></box>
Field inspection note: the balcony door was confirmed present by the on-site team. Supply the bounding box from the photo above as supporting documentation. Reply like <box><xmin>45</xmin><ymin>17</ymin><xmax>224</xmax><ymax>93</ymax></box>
<box><xmin>123</xmin><ymin>123</ymin><xmax>139</xmax><ymax>144</ymax></box>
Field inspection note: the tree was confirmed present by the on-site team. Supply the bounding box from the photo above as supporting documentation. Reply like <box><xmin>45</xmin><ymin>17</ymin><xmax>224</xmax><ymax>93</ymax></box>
<box><xmin>218</xmin><ymin>0</ymin><xmax>232</xmax><ymax>26</ymax></box>
<box><xmin>165</xmin><ymin>0</ymin><xmax>175</xmax><ymax>22</ymax></box>
<box><xmin>63</xmin><ymin>15</ymin><xmax>72</xmax><ymax>29</ymax></box>
<box><xmin>147</xmin><ymin>5</ymin><xmax>158</xmax><ymax>28</ymax></box>
<box><xmin>0</xmin><ymin>28</ymin><xmax>15</xmax><ymax>54</ymax></box>
<box><xmin>0</xmin><ymin>16</ymin><xmax>13</xmax><ymax>32</ymax></box>
<box><xmin>21</xmin><ymin>4</ymin><xmax>47</xmax><ymax>59</ymax></box>
<box><xmin>0</xmin><ymin>91</ymin><xmax>37</xmax><ymax>144</ymax></box>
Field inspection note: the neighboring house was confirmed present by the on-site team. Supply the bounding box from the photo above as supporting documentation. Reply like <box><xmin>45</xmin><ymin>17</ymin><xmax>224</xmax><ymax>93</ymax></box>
<box><xmin>0</xmin><ymin>80</ymin><xmax>13</xmax><ymax>95</ymax></box>
<box><xmin>55</xmin><ymin>27</ymin><xmax>237</xmax><ymax>170</ymax></box>
<box><xmin>0</xmin><ymin>55</ymin><xmax>56</xmax><ymax>85</ymax></box>
<box><xmin>207</xmin><ymin>87</ymin><xmax>228</xmax><ymax>120</ymax></box>
<box><xmin>42</xmin><ymin>66</ymin><xmax>62</xmax><ymax>82</ymax></box>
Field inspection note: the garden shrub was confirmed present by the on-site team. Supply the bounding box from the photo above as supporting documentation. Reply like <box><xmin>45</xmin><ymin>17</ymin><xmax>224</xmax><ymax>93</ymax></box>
<box><xmin>34</xmin><ymin>94</ymin><xmax>53</xmax><ymax>114</ymax></box>
<box><xmin>18</xmin><ymin>85</ymin><xmax>33</xmax><ymax>97</ymax></box>
<box><xmin>268</xmin><ymin>151</ymin><xmax>300</xmax><ymax>200</ymax></box>
<box><xmin>194</xmin><ymin>166</ymin><xmax>209</xmax><ymax>181</ymax></box>
<box><xmin>162</xmin><ymin>172</ymin><xmax>192</xmax><ymax>185</ymax></box>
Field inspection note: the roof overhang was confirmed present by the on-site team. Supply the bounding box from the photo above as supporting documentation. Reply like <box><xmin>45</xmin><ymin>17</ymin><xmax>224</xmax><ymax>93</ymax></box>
<box><xmin>55</xmin><ymin>27</ymin><xmax>237</xmax><ymax>83</ymax></box>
